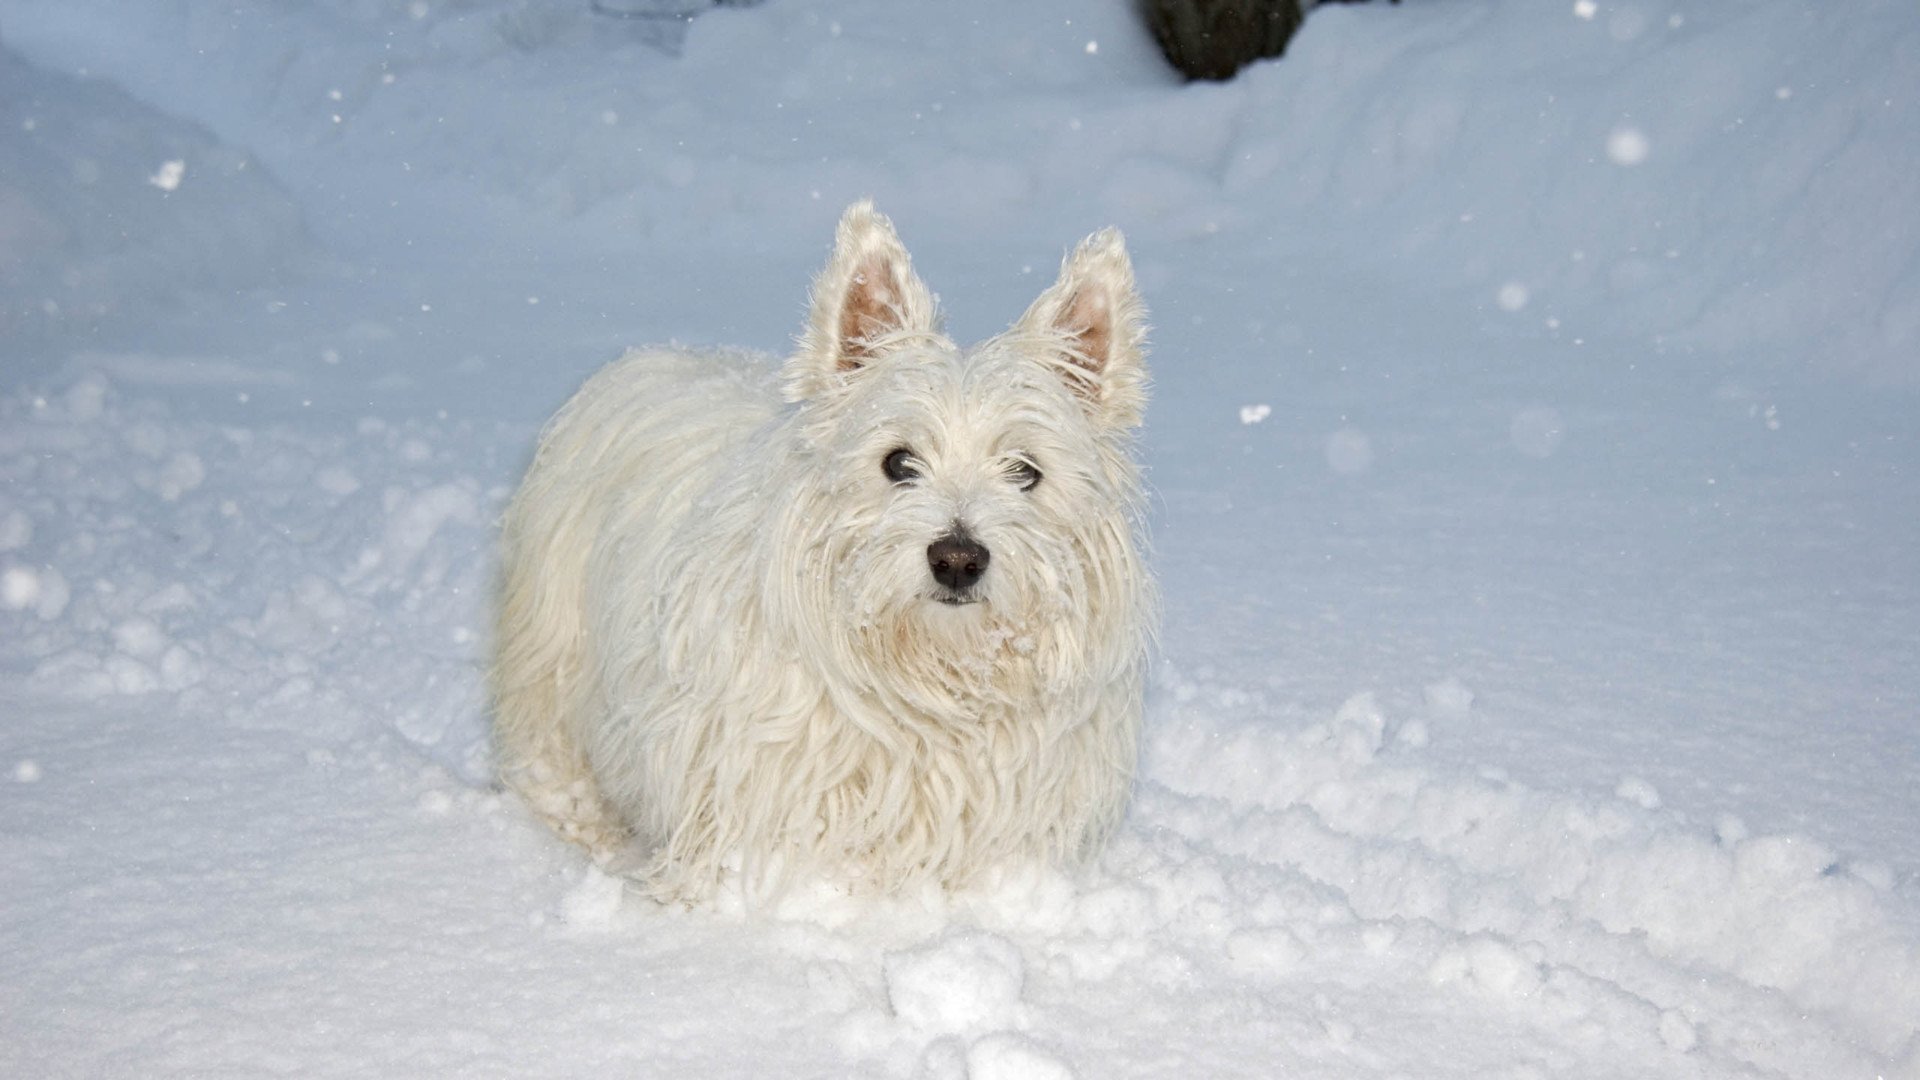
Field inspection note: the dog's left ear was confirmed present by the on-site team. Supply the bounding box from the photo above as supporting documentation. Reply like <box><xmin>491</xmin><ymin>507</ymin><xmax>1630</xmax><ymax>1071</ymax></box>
<box><xmin>1012</xmin><ymin>228</ymin><xmax>1149</xmax><ymax>430</ymax></box>
<box><xmin>787</xmin><ymin>200</ymin><xmax>942</xmax><ymax>402</ymax></box>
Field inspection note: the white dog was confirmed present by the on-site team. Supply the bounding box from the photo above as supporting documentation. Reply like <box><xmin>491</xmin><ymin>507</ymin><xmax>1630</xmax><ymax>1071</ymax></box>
<box><xmin>490</xmin><ymin>202</ymin><xmax>1153</xmax><ymax>904</ymax></box>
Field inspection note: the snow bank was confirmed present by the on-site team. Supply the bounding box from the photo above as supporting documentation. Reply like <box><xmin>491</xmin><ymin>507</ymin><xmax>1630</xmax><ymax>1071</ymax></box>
<box><xmin>1144</xmin><ymin>678</ymin><xmax>1920</xmax><ymax>1063</ymax></box>
<box><xmin>0</xmin><ymin>47</ymin><xmax>307</xmax><ymax>336</ymax></box>
<box><xmin>7</xmin><ymin>0</ymin><xmax>1916</xmax><ymax>380</ymax></box>
<box><xmin>1223</xmin><ymin>1</ymin><xmax>1920</xmax><ymax>383</ymax></box>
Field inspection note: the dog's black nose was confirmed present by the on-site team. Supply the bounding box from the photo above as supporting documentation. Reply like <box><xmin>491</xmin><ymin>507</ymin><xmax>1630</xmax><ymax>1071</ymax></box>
<box><xmin>927</xmin><ymin>533</ymin><xmax>990</xmax><ymax>592</ymax></box>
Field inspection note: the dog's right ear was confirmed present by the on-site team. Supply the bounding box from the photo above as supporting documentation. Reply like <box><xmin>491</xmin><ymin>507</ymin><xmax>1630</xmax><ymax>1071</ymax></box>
<box><xmin>786</xmin><ymin>200</ymin><xmax>941</xmax><ymax>402</ymax></box>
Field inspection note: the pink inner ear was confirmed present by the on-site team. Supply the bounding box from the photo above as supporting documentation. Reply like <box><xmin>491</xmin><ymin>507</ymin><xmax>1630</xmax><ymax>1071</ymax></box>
<box><xmin>1060</xmin><ymin>287</ymin><xmax>1112</xmax><ymax>381</ymax></box>
<box><xmin>838</xmin><ymin>258</ymin><xmax>901</xmax><ymax>371</ymax></box>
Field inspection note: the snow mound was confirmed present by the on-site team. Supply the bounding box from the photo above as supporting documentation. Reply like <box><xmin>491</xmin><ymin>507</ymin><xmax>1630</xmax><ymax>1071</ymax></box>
<box><xmin>964</xmin><ymin>1033</ymin><xmax>1077</xmax><ymax>1080</ymax></box>
<box><xmin>885</xmin><ymin>930</ymin><xmax>1029</xmax><ymax>1037</ymax></box>
<box><xmin>1143</xmin><ymin>670</ymin><xmax>1920</xmax><ymax>1069</ymax></box>
<box><xmin>1223</xmin><ymin>0</ymin><xmax>1920</xmax><ymax>383</ymax></box>
<box><xmin>0</xmin><ymin>46</ymin><xmax>307</xmax><ymax>336</ymax></box>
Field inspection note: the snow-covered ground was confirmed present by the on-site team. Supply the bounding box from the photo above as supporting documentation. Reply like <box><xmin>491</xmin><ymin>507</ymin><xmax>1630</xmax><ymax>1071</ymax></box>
<box><xmin>3</xmin><ymin>0</ymin><xmax>1917</xmax><ymax>1075</ymax></box>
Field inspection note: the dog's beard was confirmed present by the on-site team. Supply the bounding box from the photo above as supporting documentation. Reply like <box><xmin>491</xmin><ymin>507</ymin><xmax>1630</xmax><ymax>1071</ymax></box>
<box><xmin>824</xmin><ymin>533</ymin><xmax>1041</xmax><ymax>713</ymax></box>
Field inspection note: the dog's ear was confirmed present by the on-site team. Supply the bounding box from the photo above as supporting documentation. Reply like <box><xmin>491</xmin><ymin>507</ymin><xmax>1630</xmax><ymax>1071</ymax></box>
<box><xmin>787</xmin><ymin>200</ymin><xmax>941</xmax><ymax>402</ymax></box>
<box><xmin>1012</xmin><ymin>228</ymin><xmax>1148</xmax><ymax>429</ymax></box>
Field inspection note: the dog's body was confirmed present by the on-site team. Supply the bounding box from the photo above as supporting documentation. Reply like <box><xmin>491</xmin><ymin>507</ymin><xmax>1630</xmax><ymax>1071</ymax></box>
<box><xmin>490</xmin><ymin>203</ymin><xmax>1153</xmax><ymax>903</ymax></box>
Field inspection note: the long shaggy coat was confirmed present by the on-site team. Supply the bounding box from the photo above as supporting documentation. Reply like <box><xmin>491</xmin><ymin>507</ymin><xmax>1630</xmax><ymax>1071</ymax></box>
<box><xmin>490</xmin><ymin>202</ymin><xmax>1153</xmax><ymax>904</ymax></box>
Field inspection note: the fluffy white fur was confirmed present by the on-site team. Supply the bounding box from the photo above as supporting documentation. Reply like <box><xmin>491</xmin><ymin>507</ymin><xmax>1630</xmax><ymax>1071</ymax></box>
<box><xmin>490</xmin><ymin>201</ymin><xmax>1154</xmax><ymax>905</ymax></box>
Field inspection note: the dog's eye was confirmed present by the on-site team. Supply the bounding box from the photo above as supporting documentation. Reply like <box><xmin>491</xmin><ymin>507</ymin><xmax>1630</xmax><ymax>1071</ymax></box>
<box><xmin>882</xmin><ymin>448</ymin><xmax>920</xmax><ymax>485</ymax></box>
<box><xmin>1007</xmin><ymin>457</ymin><xmax>1042</xmax><ymax>492</ymax></box>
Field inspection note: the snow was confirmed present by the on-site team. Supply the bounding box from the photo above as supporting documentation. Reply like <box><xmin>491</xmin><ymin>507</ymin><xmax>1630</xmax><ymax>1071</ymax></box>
<box><xmin>884</xmin><ymin>930</ymin><xmax>1029</xmax><ymax>1037</ymax></box>
<box><xmin>2</xmin><ymin>0</ymin><xmax>1917</xmax><ymax>1076</ymax></box>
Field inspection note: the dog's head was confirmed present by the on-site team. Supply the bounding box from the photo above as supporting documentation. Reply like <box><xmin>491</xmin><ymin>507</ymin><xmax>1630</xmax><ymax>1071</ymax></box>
<box><xmin>777</xmin><ymin>202</ymin><xmax>1151</xmax><ymax>700</ymax></box>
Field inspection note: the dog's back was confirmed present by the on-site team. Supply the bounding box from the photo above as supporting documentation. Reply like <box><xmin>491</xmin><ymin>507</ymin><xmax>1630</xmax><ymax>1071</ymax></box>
<box><xmin>490</xmin><ymin>347</ymin><xmax>778</xmax><ymax>854</ymax></box>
